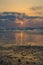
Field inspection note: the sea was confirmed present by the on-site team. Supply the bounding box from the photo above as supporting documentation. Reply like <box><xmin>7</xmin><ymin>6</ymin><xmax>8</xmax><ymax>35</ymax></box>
<box><xmin>0</xmin><ymin>29</ymin><xmax>43</xmax><ymax>46</ymax></box>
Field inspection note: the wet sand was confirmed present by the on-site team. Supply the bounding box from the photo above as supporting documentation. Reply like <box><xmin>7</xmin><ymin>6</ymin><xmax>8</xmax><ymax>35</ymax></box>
<box><xmin>0</xmin><ymin>44</ymin><xmax>43</xmax><ymax>65</ymax></box>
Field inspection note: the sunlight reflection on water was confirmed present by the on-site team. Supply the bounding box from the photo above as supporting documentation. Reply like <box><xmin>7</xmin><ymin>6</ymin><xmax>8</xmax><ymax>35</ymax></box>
<box><xmin>0</xmin><ymin>30</ymin><xmax>43</xmax><ymax>46</ymax></box>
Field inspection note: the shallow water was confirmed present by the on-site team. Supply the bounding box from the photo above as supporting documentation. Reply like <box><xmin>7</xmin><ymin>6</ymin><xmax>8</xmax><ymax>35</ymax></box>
<box><xmin>0</xmin><ymin>30</ymin><xmax>43</xmax><ymax>46</ymax></box>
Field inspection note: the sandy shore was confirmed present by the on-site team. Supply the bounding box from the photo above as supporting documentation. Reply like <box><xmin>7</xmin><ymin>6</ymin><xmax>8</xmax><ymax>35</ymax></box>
<box><xmin>0</xmin><ymin>44</ymin><xmax>43</xmax><ymax>65</ymax></box>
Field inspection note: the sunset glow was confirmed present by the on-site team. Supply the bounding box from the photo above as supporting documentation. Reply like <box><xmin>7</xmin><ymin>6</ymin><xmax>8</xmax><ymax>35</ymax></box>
<box><xmin>0</xmin><ymin>1</ymin><xmax>43</xmax><ymax>65</ymax></box>
<box><xmin>0</xmin><ymin>0</ymin><xmax>43</xmax><ymax>16</ymax></box>
<box><xmin>20</xmin><ymin>22</ymin><xmax>24</xmax><ymax>25</ymax></box>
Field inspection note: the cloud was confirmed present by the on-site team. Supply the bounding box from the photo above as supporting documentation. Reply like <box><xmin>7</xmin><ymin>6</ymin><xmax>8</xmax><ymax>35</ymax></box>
<box><xmin>30</xmin><ymin>6</ymin><xmax>43</xmax><ymax>10</ymax></box>
<box><xmin>29</xmin><ymin>6</ymin><xmax>43</xmax><ymax>16</ymax></box>
<box><xmin>0</xmin><ymin>12</ymin><xmax>43</xmax><ymax>28</ymax></box>
<box><xmin>34</xmin><ymin>12</ymin><xmax>43</xmax><ymax>15</ymax></box>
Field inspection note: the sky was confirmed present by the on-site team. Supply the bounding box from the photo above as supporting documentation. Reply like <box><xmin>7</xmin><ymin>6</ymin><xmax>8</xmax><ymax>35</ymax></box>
<box><xmin>0</xmin><ymin>0</ymin><xmax>43</xmax><ymax>16</ymax></box>
<box><xmin>0</xmin><ymin>0</ymin><xmax>43</xmax><ymax>28</ymax></box>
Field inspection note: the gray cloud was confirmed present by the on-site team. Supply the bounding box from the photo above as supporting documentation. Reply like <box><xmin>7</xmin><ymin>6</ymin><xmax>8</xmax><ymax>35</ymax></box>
<box><xmin>0</xmin><ymin>12</ymin><xmax>43</xmax><ymax>28</ymax></box>
<box><xmin>35</xmin><ymin>12</ymin><xmax>43</xmax><ymax>15</ymax></box>
<box><xmin>30</xmin><ymin>6</ymin><xmax>43</xmax><ymax>10</ymax></box>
